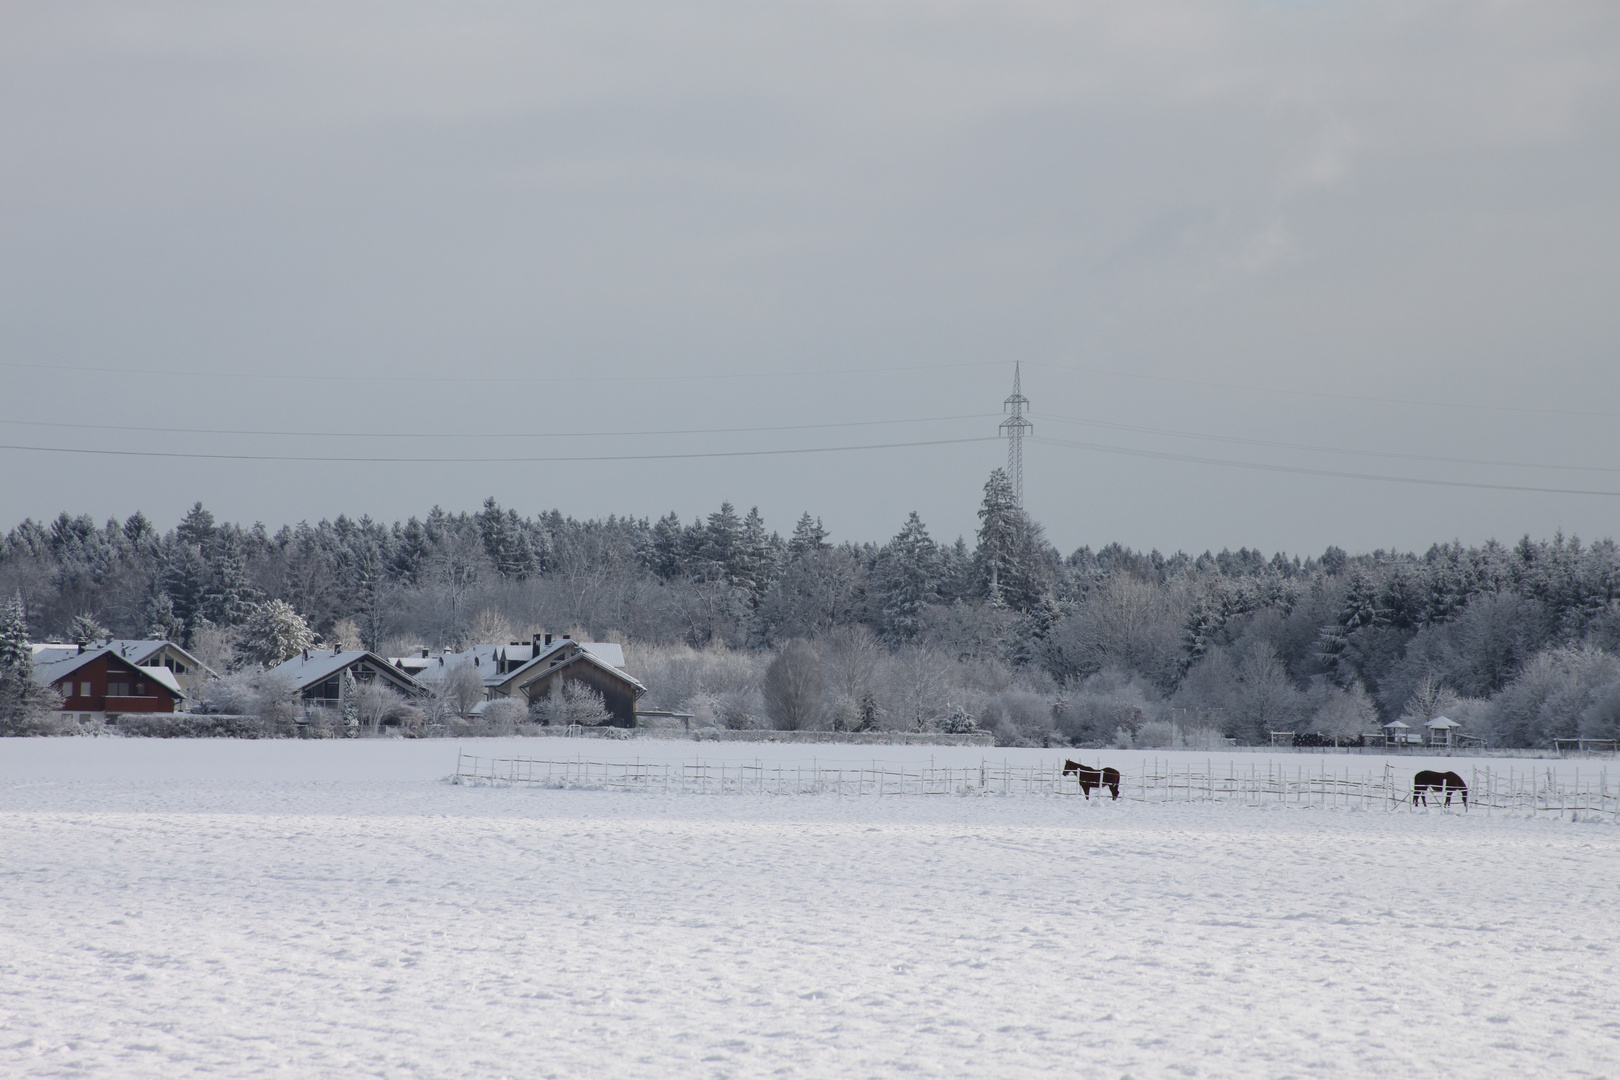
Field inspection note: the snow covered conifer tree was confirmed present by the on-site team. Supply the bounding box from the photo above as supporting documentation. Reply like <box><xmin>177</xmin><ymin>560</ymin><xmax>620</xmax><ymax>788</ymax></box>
<box><xmin>0</xmin><ymin>592</ymin><xmax>29</xmax><ymax>673</ymax></box>
<box><xmin>0</xmin><ymin>593</ymin><xmax>61</xmax><ymax>735</ymax></box>
<box><xmin>975</xmin><ymin>469</ymin><xmax>1023</xmax><ymax>606</ymax></box>
<box><xmin>66</xmin><ymin>613</ymin><xmax>108</xmax><ymax>647</ymax></box>
<box><xmin>877</xmin><ymin>512</ymin><xmax>939</xmax><ymax>643</ymax></box>
<box><xmin>787</xmin><ymin>513</ymin><xmax>829</xmax><ymax>557</ymax></box>
<box><xmin>341</xmin><ymin>670</ymin><xmax>359</xmax><ymax>737</ymax></box>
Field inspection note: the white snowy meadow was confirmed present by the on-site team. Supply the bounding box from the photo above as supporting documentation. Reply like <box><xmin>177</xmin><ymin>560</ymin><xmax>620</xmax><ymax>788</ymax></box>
<box><xmin>2</xmin><ymin>739</ymin><xmax>1617</xmax><ymax>1078</ymax></box>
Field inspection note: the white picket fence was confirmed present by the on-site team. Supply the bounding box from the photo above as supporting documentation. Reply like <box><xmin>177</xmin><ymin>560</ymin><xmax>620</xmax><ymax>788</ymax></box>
<box><xmin>452</xmin><ymin>752</ymin><xmax>1620</xmax><ymax>820</ymax></box>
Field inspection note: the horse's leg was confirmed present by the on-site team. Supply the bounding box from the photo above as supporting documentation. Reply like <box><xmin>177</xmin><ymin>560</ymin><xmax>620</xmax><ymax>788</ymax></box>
<box><xmin>1108</xmin><ymin>782</ymin><xmax>1119</xmax><ymax>801</ymax></box>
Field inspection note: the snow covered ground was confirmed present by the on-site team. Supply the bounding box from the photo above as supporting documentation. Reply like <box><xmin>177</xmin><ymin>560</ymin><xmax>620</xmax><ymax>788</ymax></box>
<box><xmin>2</xmin><ymin>738</ymin><xmax>1617</xmax><ymax>1079</ymax></box>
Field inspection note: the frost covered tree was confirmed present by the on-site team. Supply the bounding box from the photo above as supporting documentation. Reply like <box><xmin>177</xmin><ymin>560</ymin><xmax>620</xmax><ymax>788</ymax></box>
<box><xmin>876</xmin><ymin>512</ymin><xmax>939</xmax><ymax>643</ymax></box>
<box><xmin>142</xmin><ymin>592</ymin><xmax>185</xmax><ymax>642</ymax></box>
<box><xmin>0</xmin><ymin>593</ymin><xmax>29</xmax><ymax>671</ymax></box>
<box><xmin>763</xmin><ymin>639</ymin><xmax>822</xmax><ymax>730</ymax></box>
<box><xmin>63</xmin><ymin>613</ymin><xmax>107</xmax><ymax>647</ymax></box>
<box><xmin>341</xmin><ymin>670</ymin><xmax>359</xmax><ymax>737</ymax></box>
<box><xmin>530</xmin><ymin>680</ymin><xmax>611</xmax><ymax>726</ymax></box>
<box><xmin>238</xmin><ymin>600</ymin><xmax>316</xmax><ymax>668</ymax></box>
<box><xmin>976</xmin><ymin>469</ymin><xmax>1021</xmax><ymax>606</ymax></box>
<box><xmin>0</xmin><ymin>593</ymin><xmax>62</xmax><ymax>735</ymax></box>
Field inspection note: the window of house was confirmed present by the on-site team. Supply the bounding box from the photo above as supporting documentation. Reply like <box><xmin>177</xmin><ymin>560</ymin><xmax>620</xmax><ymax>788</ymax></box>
<box><xmin>135</xmin><ymin>682</ymin><xmax>146</xmax><ymax>696</ymax></box>
<box><xmin>60</xmin><ymin>682</ymin><xmax>73</xmax><ymax>698</ymax></box>
<box><xmin>108</xmin><ymin>681</ymin><xmax>130</xmax><ymax>697</ymax></box>
<box><xmin>80</xmin><ymin>681</ymin><xmax>92</xmax><ymax>697</ymax></box>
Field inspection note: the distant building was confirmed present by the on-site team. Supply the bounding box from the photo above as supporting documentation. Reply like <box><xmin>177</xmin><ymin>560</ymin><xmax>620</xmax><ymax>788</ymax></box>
<box><xmin>269</xmin><ymin>648</ymin><xmax>426</xmax><ymax>708</ymax></box>
<box><xmin>35</xmin><ymin>648</ymin><xmax>186</xmax><ymax>725</ymax></box>
<box><xmin>394</xmin><ymin>632</ymin><xmax>647</xmax><ymax>726</ymax></box>
<box><xmin>31</xmin><ymin>638</ymin><xmax>215</xmax><ymax>694</ymax></box>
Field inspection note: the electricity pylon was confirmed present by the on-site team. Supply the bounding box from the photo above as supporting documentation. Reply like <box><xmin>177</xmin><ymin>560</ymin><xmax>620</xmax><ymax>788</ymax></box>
<box><xmin>999</xmin><ymin>363</ymin><xmax>1033</xmax><ymax>506</ymax></box>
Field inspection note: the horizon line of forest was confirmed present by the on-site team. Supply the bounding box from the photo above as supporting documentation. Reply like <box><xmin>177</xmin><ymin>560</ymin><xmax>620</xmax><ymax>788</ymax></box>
<box><xmin>4</xmin><ymin>468</ymin><xmax>1618</xmax><ymax>749</ymax></box>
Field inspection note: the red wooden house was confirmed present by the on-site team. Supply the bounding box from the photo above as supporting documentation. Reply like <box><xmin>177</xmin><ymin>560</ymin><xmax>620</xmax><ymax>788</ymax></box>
<box><xmin>35</xmin><ymin>648</ymin><xmax>186</xmax><ymax>723</ymax></box>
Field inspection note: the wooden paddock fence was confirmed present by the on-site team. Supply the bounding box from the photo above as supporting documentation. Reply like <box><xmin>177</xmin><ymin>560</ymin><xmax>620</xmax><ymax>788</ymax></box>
<box><xmin>453</xmin><ymin>753</ymin><xmax>1620</xmax><ymax>820</ymax></box>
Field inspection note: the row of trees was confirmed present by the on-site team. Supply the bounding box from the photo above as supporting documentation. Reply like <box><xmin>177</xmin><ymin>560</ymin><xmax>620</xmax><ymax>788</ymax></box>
<box><xmin>7</xmin><ymin>473</ymin><xmax>1620</xmax><ymax>746</ymax></box>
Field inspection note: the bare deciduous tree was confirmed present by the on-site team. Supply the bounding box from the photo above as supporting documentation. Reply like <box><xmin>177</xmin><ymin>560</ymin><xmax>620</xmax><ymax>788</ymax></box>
<box><xmin>763</xmin><ymin>639</ymin><xmax>822</xmax><ymax>730</ymax></box>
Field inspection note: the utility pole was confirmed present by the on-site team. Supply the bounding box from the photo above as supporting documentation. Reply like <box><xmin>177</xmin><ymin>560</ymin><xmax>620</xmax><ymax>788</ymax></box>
<box><xmin>999</xmin><ymin>362</ymin><xmax>1033</xmax><ymax>507</ymax></box>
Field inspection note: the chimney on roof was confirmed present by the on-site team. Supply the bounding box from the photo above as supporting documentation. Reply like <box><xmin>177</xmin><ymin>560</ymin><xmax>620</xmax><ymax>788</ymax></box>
<box><xmin>78</xmin><ymin>643</ymin><xmax>85</xmax><ymax>655</ymax></box>
<box><xmin>333</xmin><ymin>645</ymin><xmax>340</xmax><ymax>655</ymax></box>
<box><xmin>544</xmin><ymin>633</ymin><xmax>553</xmax><ymax>647</ymax></box>
<box><xmin>421</xmin><ymin>648</ymin><xmax>429</xmax><ymax>658</ymax></box>
<box><xmin>302</xmin><ymin>649</ymin><xmax>309</xmax><ymax>661</ymax></box>
<box><xmin>562</xmin><ymin>634</ymin><xmax>572</xmax><ymax>641</ymax></box>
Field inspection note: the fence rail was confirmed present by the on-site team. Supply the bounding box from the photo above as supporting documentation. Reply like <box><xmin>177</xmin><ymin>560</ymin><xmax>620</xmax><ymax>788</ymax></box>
<box><xmin>452</xmin><ymin>753</ymin><xmax>1620</xmax><ymax>819</ymax></box>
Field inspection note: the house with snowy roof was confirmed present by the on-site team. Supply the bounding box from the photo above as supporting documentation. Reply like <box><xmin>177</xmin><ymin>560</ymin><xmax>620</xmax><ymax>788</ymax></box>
<box><xmin>396</xmin><ymin>632</ymin><xmax>646</xmax><ymax>726</ymax></box>
<box><xmin>35</xmin><ymin>648</ymin><xmax>186</xmax><ymax>725</ymax></box>
<box><xmin>268</xmin><ymin>648</ymin><xmax>426</xmax><ymax>708</ymax></box>
<box><xmin>31</xmin><ymin>638</ymin><xmax>214</xmax><ymax>694</ymax></box>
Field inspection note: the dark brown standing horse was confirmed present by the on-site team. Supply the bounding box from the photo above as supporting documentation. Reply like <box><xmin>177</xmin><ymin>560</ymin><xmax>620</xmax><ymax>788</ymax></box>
<box><xmin>1413</xmin><ymin>770</ymin><xmax>1468</xmax><ymax>808</ymax></box>
<box><xmin>1063</xmin><ymin>760</ymin><xmax>1120</xmax><ymax>801</ymax></box>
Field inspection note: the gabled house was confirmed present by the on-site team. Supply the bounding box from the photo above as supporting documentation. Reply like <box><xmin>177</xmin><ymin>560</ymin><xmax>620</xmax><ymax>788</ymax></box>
<box><xmin>35</xmin><ymin>648</ymin><xmax>186</xmax><ymax>724</ymax></box>
<box><xmin>508</xmin><ymin>639</ymin><xmax>646</xmax><ymax>727</ymax></box>
<box><xmin>31</xmin><ymin>638</ymin><xmax>215</xmax><ymax>694</ymax></box>
<box><xmin>268</xmin><ymin>648</ymin><xmax>426</xmax><ymax>708</ymax></box>
<box><xmin>395</xmin><ymin>633</ymin><xmax>647</xmax><ymax>726</ymax></box>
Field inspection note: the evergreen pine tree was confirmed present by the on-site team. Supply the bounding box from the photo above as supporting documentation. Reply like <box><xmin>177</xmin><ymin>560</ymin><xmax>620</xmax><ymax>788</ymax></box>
<box><xmin>0</xmin><ymin>593</ymin><xmax>60</xmax><ymax>735</ymax></box>
<box><xmin>787</xmin><ymin>513</ymin><xmax>829</xmax><ymax>557</ymax></box>
<box><xmin>975</xmin><ymin>469</ymin><xmax>1022</xmax><ymax>605</ymax></box>
<box><xmin>341</xmin><ymin>670</ymin><xmax>360</xmax><ymax>737</ymax></box>
<box><xmin>877</xmin><ymin>512</ymin><xmax>939</xmax><ymax>642</ymax></box>
<box><xmin>66</xmin><ymin>613</ymin><xmax>108</xmax><ymax>647</ymax></box>
<box><xmin>143</xmin><ymin>592</ymin><xmax>185</xmax><ymax>642</ymax></box>
<box><xmin>0</xmin><ymin>593</ymin><xmax>29</xmax><ymax>672</ymax></box>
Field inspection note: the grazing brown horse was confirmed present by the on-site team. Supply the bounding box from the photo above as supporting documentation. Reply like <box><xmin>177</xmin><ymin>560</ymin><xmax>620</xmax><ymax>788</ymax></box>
<box><xmin>1413</xmin><ymin>770</ymin><xmax>1468</xmax><ymax>808</ymax></box>
<box><xmin>1063</xmin><ymin>760</ymin><xmax>1121</xmax><ymax>801</ymax></box>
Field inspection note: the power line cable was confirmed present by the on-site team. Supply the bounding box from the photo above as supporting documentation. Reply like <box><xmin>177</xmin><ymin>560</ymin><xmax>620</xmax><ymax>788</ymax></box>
<box><xmin>1029</xmin><ymin>361</ymin><xmax>1620</xmax><ymax>420</ymax></box>
<box><xmin>0</xmin><ymin>436</ymin><xmax>999</xmax><ymax>465</ymax></box>
<box><xmin>0</xmin><ymin>412</ymin><xmax>996</xmax><ymax>441</ymax></box>
<box><xmin>1033</xmin><ymin>411</ymin><xmax>1620</xmax><ymax>475</ymax></box>
<box><xmin>0</xmin><ymin>357</ymin><xmax>1003</xmax><ymax>385</ymax></box>
<box><xmin>1033</xmin><ymin>435</ymin><xmax>1620</xmax><ymax>497</ymax></box>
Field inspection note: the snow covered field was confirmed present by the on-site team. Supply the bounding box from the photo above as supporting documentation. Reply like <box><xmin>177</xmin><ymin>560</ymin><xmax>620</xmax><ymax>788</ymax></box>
<box><xmin>2</xmin><ymin>739</ymin><xmax>1617</xmax><ymax>1079</ymax></box>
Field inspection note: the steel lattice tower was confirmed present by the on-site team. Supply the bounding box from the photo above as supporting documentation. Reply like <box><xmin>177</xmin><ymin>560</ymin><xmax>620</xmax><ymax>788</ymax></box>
<box><xmin>999</xmin><ymin>362</ymin><xmax>1033</xmax><ymax>506</ymax></box>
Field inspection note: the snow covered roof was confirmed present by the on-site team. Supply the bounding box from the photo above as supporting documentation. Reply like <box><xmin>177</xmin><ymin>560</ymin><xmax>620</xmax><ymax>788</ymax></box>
<box><xmin>1383</xmin><ymin>720</ymin><xmax>1411</xmax><ymax>729</ymax></box>
<box><xmin>1425</xmin><ymin>716</ymin><xmax>1461</xmax><ymax>729</ymax></box>
<box><xmin>268</xmin><ymin>649</ymin><xmax>425</xmax><ymax>693</ymax></box>
<box><xmin>33</xmin><ymin>649</ymin><xmax>186</xmax><ymax>698</ymax></box>
<box><xmin>28</xmin><ymin>639</ymin><xmax>214</xmax><ymax>677</ymax></box>
<box><xmin>515</xmin><ymin>646</ymin><xmax>647</xmax><ymax>698</ymax></box>
<box><xmin>415</xmin><ymin>639</ymin><xmax>630</xmax><ymax>688</ymax></box>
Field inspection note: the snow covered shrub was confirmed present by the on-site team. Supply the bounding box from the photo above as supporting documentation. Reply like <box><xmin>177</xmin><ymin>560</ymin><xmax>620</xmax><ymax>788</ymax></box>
<box><xmin>353</xmin><ymin>680</ymin><xmax>406</xmax><ymax>734</ymax></box>
<box><xmin>1055</xmin><ymin>669</ymin><xmax>1160</xmax><ymax>746</ymax></box>
<box><xmin>1309</xmin><ymin>682</ymin><xmax>1378</xmax><ymax>742</ymax></box>
<box><xmin>453</xmin><ymin>697</ymin><xmax>529</xmax><ymax>736</ymax></box>
<box><xmin>528</xmin><ymin>680</ymin><xmax>613</xmax><ymax>727</ymax></box>
<box><xmin>302</xmin><ymin>705</ymin><xmax>343</xmax><ymax>738</ymax></box>
<box><xmin>763</xmin><ymin>640</ymin><xmax>823</xmax><ymax>730</ymax></box>
<box><xmin>1484</xmin><ymin>645</ymin><xmax>1620</xmax><ymax>747</ymax></box>
<box><xmin>197</xmin><ymin>671</ymin><xmax>258</xmax><ymax>714</ymax></box>
<box><xmin>1135</xmin><ymin>720</ymin><xmax>1176</xmax><ymax>748</ymax></box>
<box><xmin>977</xmin><ymin>687</ymin><xmax>1055</xmax><ymax>745</ymax></box>
<box><xmin>112</xmin><ymin>714</ymin><xmax>294</xmax><ymax>738</ymax></box>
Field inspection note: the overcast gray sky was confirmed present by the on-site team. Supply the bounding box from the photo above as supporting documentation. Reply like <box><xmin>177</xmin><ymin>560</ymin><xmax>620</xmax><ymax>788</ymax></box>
<box><xmin>2</xmin><ymin>1</ymin><xmax>1618</xmax><ymax>557</ymax></box>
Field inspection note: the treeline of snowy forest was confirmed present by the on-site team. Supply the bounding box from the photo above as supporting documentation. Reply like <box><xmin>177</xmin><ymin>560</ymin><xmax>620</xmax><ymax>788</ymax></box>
<box><xmin>5</xmin><ymin>468</ymin><xmax>1620</xmax><ymax>747</ymax></box>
